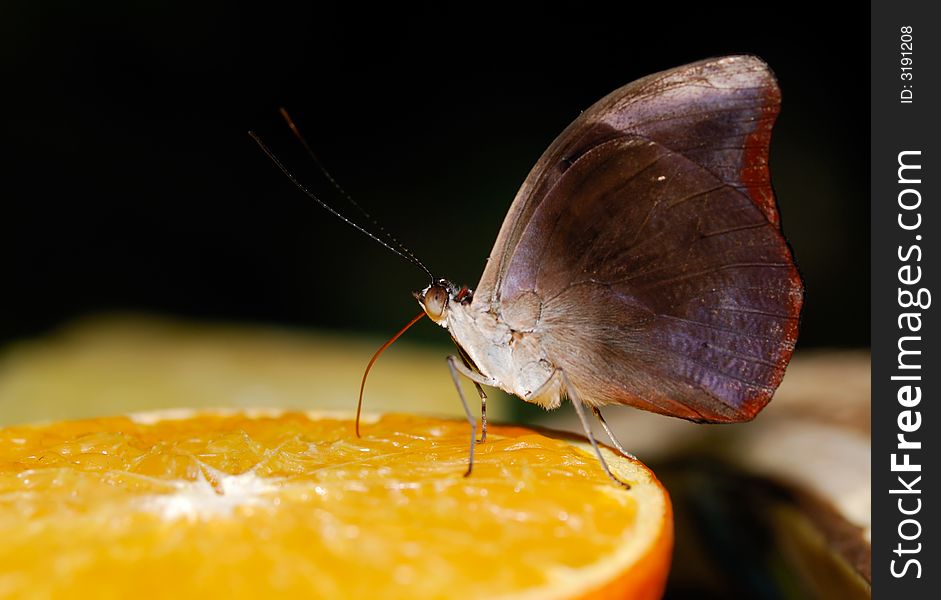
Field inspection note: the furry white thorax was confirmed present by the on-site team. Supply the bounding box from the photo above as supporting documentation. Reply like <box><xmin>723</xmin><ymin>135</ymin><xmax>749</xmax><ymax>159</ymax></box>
<box><xmin>435</xmin><ymin>297</ymin><xmax>563</xmax><ymax>410</ymax></box>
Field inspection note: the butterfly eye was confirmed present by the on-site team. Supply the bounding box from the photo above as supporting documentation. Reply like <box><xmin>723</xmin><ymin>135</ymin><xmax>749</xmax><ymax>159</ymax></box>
<box><xmin>420</xmin><ymin>285</ymin><xmax>449</xmax><ymax>322</ymax></box>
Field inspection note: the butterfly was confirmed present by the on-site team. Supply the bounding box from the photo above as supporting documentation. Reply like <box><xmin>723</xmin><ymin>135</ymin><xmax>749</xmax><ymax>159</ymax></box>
<box><xmin>412</xmin><ymin>55</ymin><xmax>803</xmax><ymax>486</ymax></box>
<box><xmin>253</xmin><ymin>55</ymin><xmax>803</xmax><ymax>488</ymax></box>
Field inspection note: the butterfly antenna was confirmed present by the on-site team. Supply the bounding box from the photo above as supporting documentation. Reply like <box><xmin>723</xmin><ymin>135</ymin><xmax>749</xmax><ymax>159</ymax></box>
<box><xmin>356</xmin><ymin>311</ymin><xmax>427</xmax><ymax>437</ymax></box>
<box><xmin>249</xmin><ymin>131</ymin><xmax>435</xmax><ymax>281</ymax></box>
<box><xmin>278</xmin><ymin>108</ymin><xmax>432</xmax><ymax>282</ymax></box>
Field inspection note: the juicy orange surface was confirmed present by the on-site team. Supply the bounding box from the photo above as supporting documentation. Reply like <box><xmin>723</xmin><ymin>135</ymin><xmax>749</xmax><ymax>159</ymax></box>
<box><xmin>0</xmin><ymin>411</ymin><xmax>671</xmax><ymax>599</ymax></box>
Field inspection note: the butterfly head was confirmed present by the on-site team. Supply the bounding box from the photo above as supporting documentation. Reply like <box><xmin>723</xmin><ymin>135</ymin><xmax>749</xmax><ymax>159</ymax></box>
<box><xmin>415</xmin><ymin>279</ymin><xmax>472</xmax><ymax>326</ymax></box>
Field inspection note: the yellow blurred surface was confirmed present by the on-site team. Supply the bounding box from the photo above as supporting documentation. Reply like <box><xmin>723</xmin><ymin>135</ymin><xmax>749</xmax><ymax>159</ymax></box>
<box><xmin>0</xmin><ymin>315</ymin><xmax>513</xmax><ymax>427</ymax></box>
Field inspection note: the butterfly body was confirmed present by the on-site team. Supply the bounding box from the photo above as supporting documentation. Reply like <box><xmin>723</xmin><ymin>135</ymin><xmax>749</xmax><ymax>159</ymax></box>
<box><xmin>432</xmin><ymin>287</ymin><xmax>565</xmax><ymax>409</ymax></box>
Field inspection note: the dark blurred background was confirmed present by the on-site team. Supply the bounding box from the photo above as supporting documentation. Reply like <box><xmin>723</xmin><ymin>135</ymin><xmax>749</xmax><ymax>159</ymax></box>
<box><xmin>1</xmin><ymin>1</ymin><xmax>867</xmax><ymax>348</ymax></box>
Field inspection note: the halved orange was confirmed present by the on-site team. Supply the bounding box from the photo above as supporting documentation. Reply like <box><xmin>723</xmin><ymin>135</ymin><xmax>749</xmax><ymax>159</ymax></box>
<box><xmin>0</xmin><ymin>410</ymin><xmax>672</xmax><ymax>599</ymax></box>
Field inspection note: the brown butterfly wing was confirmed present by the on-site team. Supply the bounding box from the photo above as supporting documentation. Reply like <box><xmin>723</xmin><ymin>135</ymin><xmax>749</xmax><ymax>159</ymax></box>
<box><xmin>476</xmin><ymin>55</ymin><xmax>783</xmax><ymax>305</ymax></box>
<box><xmin>475</xmin><ymin>56</ymin><xmax>802</xmax><ymax>422</ymax></box>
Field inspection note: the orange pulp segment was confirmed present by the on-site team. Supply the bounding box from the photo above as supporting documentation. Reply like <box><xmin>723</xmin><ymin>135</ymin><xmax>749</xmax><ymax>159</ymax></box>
<box><xmin>0</xmin><ymin>411</ymin><xmax>672</xmax><ymax>599</ymax></box>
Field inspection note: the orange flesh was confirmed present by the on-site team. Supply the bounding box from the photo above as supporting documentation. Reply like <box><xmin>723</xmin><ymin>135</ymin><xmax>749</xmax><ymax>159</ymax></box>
<box><xmin>0</xmin><ymin>412</ymin><xmax>670</xmax><ymax>599</ymax></box>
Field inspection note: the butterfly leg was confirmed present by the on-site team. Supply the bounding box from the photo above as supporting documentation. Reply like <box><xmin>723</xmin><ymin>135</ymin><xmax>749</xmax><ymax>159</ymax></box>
<box><xmin>562</xmin><ymin>372</ymin><xmax>631</xmax><ymax>490</ymax></box>
<box><xmin>446</xmin><ymin>356</ymin><xmax>499</xmax><ymax>477</ymax></box>
<box><xmin>454</xmin><ymin>348</ymin><xmax>488</xmax><ymax>443</ymax></box>
<box><xmin>477</xmin><ymin>388</ymin><xmax>488</xmax><ymax>444</ymax></box>
<box><xmin>591</xmin><ymin>407</ymin><xmax>636</xmax><ymax>460</ymax></box>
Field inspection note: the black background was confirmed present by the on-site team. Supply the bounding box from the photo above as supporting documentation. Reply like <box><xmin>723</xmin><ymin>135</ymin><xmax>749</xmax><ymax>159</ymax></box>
<box><xmin>2</xmin><ymin>2</ymin><xmax>867</xmax><ymax>348</ymax></box>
